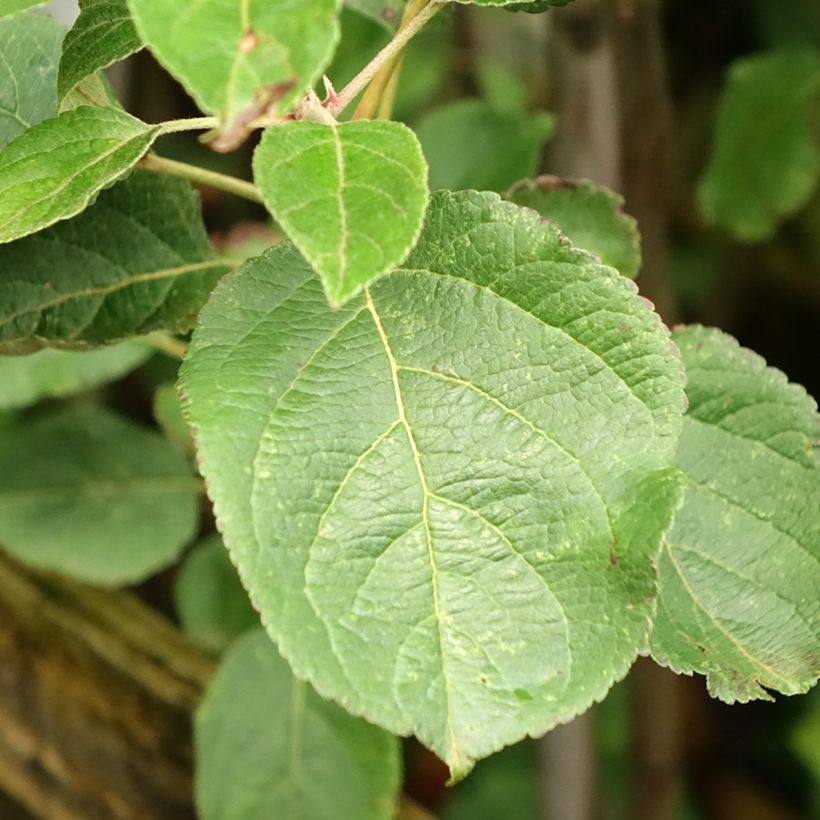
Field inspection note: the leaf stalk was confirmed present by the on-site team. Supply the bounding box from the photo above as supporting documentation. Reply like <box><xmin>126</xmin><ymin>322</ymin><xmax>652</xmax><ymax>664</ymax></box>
<box><xmin>139</xmin><ymin>154</ymin><xmax>264</xmax><ymax>204</ymax></box>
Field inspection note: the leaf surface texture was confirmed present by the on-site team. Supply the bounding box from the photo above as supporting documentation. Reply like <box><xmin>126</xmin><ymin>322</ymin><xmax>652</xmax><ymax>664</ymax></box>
<box><xmin>0</xmin><ymin>169</ymin><xmax>231</xmax><ymax>352</ymax></box>
<box><xmin>651</xmin><ymin>326</ymin><xmax>820</xmax><ymax>702</ymax></box>
<box><xmin>183</xmin><ymin>191</ymin><xmax>686</xmax><ymax>775</ymax></box>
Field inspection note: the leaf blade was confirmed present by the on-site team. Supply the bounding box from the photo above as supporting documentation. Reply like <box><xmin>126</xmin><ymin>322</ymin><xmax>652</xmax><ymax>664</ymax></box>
<box><xmin>0</xmin><ymin>105</ymin><xmax>160</xmax><ymax>244</ymax></box>
<box><xmin>650</xmin><ymin>325</ymin><xmax>820</xmax><ymax>702</ymax></box>
<box><xmin>58</xmin><ymin>0</ymin><xmax>144</xmax><ymax>100</ymax></box>
<box><xmin>507</xmin><ymin>176</ymin><xmax>642</xmax><ymax>279</ymax></box>
<box><xmin>182</xmin><ymin>190</ymin><xmax>686</xmax><ymax>776</ymax></box>
<box><xmin>196</xmin><ymin>628</ymin><xmax>400</xmax><ymax>820</ymax></box>
<box><xmin>0</xmin><ymin>10</ymin><xmax>64</xmax><ymax>150</ymax></box>
<box><xmin>698</xmin><ymin>49</ymin><xmax>820</xmax><ymax>242</ymax></box>
<box><xmin>0</xmin><ymin>341</ymin><xmax>151</xmax><ymax>409</ymax></box>
<box><xmin>0</xmin><ymin>169</ymin><xmax>232</xmax><ymax>352</ymax></box>
<box><xmin>0</xmin><ymin>405</ymin><xmax>200</xmax><ymax>585</ymax></box>
<box><xmin>127</xmin><ymin>0</ymin><xmax>340</xmax><ymax>145</ymax></box>
<box><xmin>253</xmin><ymin>119</ymin><xmax>428</xmax><ymax>305</ymax></box>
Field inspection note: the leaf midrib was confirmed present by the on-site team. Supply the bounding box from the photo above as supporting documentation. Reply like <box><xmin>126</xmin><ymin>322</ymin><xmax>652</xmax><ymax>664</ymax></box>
<box><xmin>365</xmin><ymin>286</ymin><xmax>462</xmax><ymax>770</ymax></box>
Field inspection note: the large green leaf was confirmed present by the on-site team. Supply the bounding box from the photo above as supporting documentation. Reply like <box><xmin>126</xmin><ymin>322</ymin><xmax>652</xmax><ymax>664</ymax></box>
<box><xmin>58</xmin><ymin>0</ymin><xmax>143</xmax><ymax>101</ymax></box>
<box><xmin>0</xmin><ymin>169</ymin><xmax>232</xmax><ymax>352</ymax></box>
<box><xmin>176</xmin><ymin>535</ymin><xmax>259</xmax><ymax>652</ymax></box>
<box><xmin>0</xmin><ymin>11</ymin><xmax>64</xmax><ymax>150</ymax></box>
<box><xmin>698</xmin><ymin>50</ymin><xmax>820</xmax><ymax>242</ymax></box>
<box><xmin>0</xmin><ymin>341</ymin><xmax>151</xmax><ymax>409</ymax></box>
<box><xmin>415</xmin><ymin>99</ymin><xmax>553</xmax><ymax>193</ymax></box>
<box><xmin>0</xmin><ymin>105</ymin><xmax>160</xmax><ymax>244</ymax></box>
<box><xmin>0</xmin><ymin>405</ymin><xmax>201</xmax><ymax>584</ymax></box>
<box><xmin>127</xmin><ymin>0</ymin><xmax>340</xmax><ymax>148</ymax></box>
<box><xmin>196</xmin><ymin>628</ymin><xmax>400</xmax><ymax>820</ymax></box>
<box><xmin>182</xmin><ymin>190</ymin><xmax>686</xmax><ymax>777</ymax></box>
<box><xmin>507</xmin><ymin>176</ymin><xmax>642</xmax><ymax>279</ymax></box>
<box><xmin>650</xmin><ymin>326</ymin><xmax>820</xmax><ymax>702</ymax></box>
<box><xmin>253</xmin><ymin>119</ymin><xmax>428</xmax><ymax>306</ymax></box>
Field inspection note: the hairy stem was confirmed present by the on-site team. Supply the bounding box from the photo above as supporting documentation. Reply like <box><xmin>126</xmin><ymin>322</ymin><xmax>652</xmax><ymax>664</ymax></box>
<box><xmin>157</xmin><ymin>117</ymin><xmax>220</xmax><ymax>135</ymax></box>
<box><xmin>330</xmin><ymin>0</ymin><xmax>441</xmax><ymax>118</ymax></box>
<box><xmin>139</xmin><ymin>154</ymin><xmax>264</xmax><ymax>204</ymax></box>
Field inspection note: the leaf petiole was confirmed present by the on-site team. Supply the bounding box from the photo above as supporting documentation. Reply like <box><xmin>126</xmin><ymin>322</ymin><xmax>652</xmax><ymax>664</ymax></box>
<box><xmin>139</xmin><ymin>153</ymin><xmax>264</xmax><ymax>204</ymax></box>
<box><xmin>157</xmin><ymin>116</ymin><xmax>221</xmax><ymax>135</ymax></box>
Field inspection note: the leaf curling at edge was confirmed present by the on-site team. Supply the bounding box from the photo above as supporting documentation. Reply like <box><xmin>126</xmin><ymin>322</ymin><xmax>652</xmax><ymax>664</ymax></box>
<box><xmin>127</xmin><ymin>0</ymin><xmax>341</xmax><ymax>151</ymax></box>
<box><xmin>650</xmin><ymin>324</ymin><xmax>820</xmax><ymax>704</ymax></box>
<box><xmin>181</xmin><ymin>189</ymin><xmax>688</xmax><ymax>779</ymax></box>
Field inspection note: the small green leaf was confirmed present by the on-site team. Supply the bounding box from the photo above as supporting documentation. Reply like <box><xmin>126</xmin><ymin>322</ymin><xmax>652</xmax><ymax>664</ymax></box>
<box><xmin>0</xmin><ymin>341</ymin><xmax>151</xmax><ymax>410</ymax></box>
<box><xmin>0</xmin><ymin>106</ymin><xmax>160</xmax><ymax>244</ymax></box>
<box><xmin>0</xmin><ymin>169</ymin><xmax>232</xmax><ymax>352</ymax></box>
<box><xmin>127</xmin><ymin>0</ymin><xmax>340</xmax><ymax>148</ymax></box>
<box><xmin>698</xmin><ymin>50</ymin><xmax>820</xmax><ymax>242</ymax></box>
<box><xmin>182</xmin><ymin>190</ymin><xmax>686</xmax><ymax>777</ymax></box>
<box><xmin>344</xmin><ymin>0</ymin><xmax>403</xmax><ymax>30</ymax></box>
<box><xmin>176</xmin><ymin>535</ymin><xmax>258</xmax><ymax>652</ymax></box>
<box><xmin>253</xmin><ymin>119</ymin><xmax>428</xmax><ymax>306</ymax></box>
<box><xmin>0</xmin><ymin>405</ymin><xmax>201</xmax><ymax>585</ymax></box>
<box><xmin>415</xmin><ymin>99</ymin><xmax>553</xmax><ymax>193</ymax></box>
<box><xmin>58</xmin><ymin>0</ymin><xmax>143</xmax><ymax>101</ymax></box>
<box><xmin>196</xmin><ymin>628</ymin><xmax>401</xmax><ymax>820</ymax></box>
<box><xmin>154</xmin><ymin>382</ymin><xmax>194</xmax><ymax>452</ymax></box>
<box><xmin>0</xmin><ymin>1</ymin><xmax>47</xmax><ymax>16</ymax></box>
<box><xmin>508</xmin><ymin>176</ymin><xmax>642</xmax><ymax>279</ymax></box>
<box><xmin>0</xmin><ymin>10</ymin><xmax>64</xmax><ymax>150</ymax></box>
<box><xmin>650</xmin><ymin>326</ymin><xmax>820</xmax><ymax>703</ymax></box>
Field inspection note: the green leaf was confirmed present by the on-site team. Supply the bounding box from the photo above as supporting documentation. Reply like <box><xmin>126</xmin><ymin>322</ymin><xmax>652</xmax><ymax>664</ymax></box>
<box><xmin>181</xmin><ymin>190</ymin><xmax>686</xmax><ymax>777</ymax></box>
<box><xmin>0</xmin><ymin>169</ymin><xmax>232</xmax><ymax>353</ymax></box>
<box><xmin>0</xmin><ymin>405</ymin><xmax>200</xmax><ymax>585</ymax></box>
<box><xmin>58</xmin><ymin>0</ymin><xmax>143</xmax><ymax>101</ymax></box>
<box><xmin>253</xmin><ymin>119</ymin><xmax>428</xmax><ymax>306</ymax></box>
<box><xmin>196</xmin><ymin>628</ymin><xmax>400</xmax><ymax>820</ymax></box>
<box><xmin>507</xmin><ymin>176</ymin><xmax>642</xmax><ymax>279</ymax></box>
<box><xmin>127</xmin><ymin>0</ymin><xmax>340</xmax><ymax>148</ymax></box>
<box><xmin>650</xmin><ymin>326</ymin><xmax>820</xmax><ymax>703</ymax></box>
<box><xmin>154</xmin><ymin>382</ymin><xmax>195</xmax><ymax>452</ymax></box>
<box><xmin>698</xmin><ymin>50</ymin><xmax>820</xmax><ymax>242</ymax></box>
<box><xmin>344</xmin><ymin>0</ymin><xmax>403</xmax><ymax>30</ymax></box>
<box><xmin>0</xmin><ymin>105</ymin><xmax>160</xmax><ymax>244</ymax></box>
<box><xmin>0</xmin><ymin>341</ymin><xmax>151</xmax><ymax>409</ymax></box>
<box><xmin>0</xmin><ymin>10</ymin><xmax>64</xmax><ymax>150</ymax></box>
<box><xmin>415</xmin><ymin>99</ymin><xmax>553</xmax><ymax>193</ymax></box>
<box><xmin>176</xmin><ymin>535</ymin><xmax>259</xmax><ymax>652</ymax></box>
<box><xmin>0</xmin><ymin>1</ymin><xmax>47</xmax><ymax>16</ymax></box>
